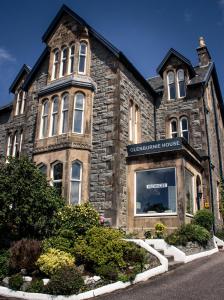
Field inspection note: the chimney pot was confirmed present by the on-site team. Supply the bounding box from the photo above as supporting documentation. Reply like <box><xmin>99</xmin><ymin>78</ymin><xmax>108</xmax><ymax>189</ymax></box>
<box><xmin>199</xmin><ymin>37</ymin><xmax>206</xmax><ymax>48</ymax></box>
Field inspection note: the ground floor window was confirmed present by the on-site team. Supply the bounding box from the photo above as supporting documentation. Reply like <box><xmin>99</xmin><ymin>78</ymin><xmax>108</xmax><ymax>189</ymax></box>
<box><xmin>135</xmin><ymin>167</ymin><xmax>176</xmax><ymax>214</ymax></box>
<box><xmin>185</xmin><ymin>169</ymin><xmax>194</xmax><ymax>215</ymax></box>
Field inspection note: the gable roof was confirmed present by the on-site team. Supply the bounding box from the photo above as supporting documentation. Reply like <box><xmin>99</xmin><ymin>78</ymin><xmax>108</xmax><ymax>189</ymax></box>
<box><xmin>23</xmin><ymin>4</ymin><xmax>155</xmax><ymax>96</ymax></box>
<box><xmin>9</xmin><ymin>64</ymin><xmax>31</xmax><ymax>93</ymax></box>
<box><xmin>156</xmin><ymin>48</ymin><xmax>196</xmax><ymax>77</ymax></box>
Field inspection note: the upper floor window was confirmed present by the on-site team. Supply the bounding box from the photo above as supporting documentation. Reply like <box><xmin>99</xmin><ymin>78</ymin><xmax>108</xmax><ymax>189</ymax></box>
<box><xmin>52</xmin><ymin>49</ymin><xmax>59</xmax><ymax>80</ymax></box>
<box><xmin>52</xmin><ymin>162</ymin><xmax>63</xmax><ymax>196</ymax></box>
<box><xmin>73</xmin><ymin>93</ymin><xmax>84</xmax><ymax>134</ymax></box>
<box><xmin>78</xmin><ymin>42</ymin><xmax>87</xmax><ymax>74</ymax></box>
<box><xmin>15</xmin><ymin>91</ymin><xmax>24</xmax><ymax>115</ymax></box>
<box><xmin>12</xmin><ymin>132</ymin><xmax>19</xmax><ymax>158</ymax></box>
<box><xmin>61</xmin><ymin>93</ymin><xmax>69</xmax><ymax>134</ymax></box>
<box><xmin>50</xmin><ymin>96</ymin><xmax>58</xmax><ymax>136</ymax></box>
<box><xmin>177</xmin><ymin>69</ymin><xmax>186</xmax><ymax>98</ymax></box>
<box><xmin>69</xmin><ymin>45</ymin><xmax>75</xmax><ymax>74</ymax></box>
<box><xmin>129</xmin><ymin>100</ymin><xmax>133</xmax><ymax>142</ymax></box>
<box><xmin>60</xmin><ymin>47</ymin><xmax>68</xmax><ymax>77</ymax></box>
<box><xmin>7</xmin><ymin>134</ymin><xmax>13</xmax><ymax>157</ymax></box>
<box><xmin>180</xmin><ymin>117</ymin><xmax>189</xmax><ymax>142</ymax></box>
<box><xmin>41</xmin><ymin>100</ymin><xmax>49</xmax><ymax>138</ymax></box>
<box><xmin>70</xmin><ymin>161</ymin><xmax>82</xmax><ymax>204</ymax></box>
<box><xmin>129</xmin><ymin>100</ymin><xmax>139</xmax><ymax>143</ymax></box>
<box><xmin>170</xmin><ymin>119</ymin><xmax>178</xmax><ymax>138</ymax></box>
<box><xmin>167</xmin><ymin>71</ymin><xmax>176</xmax><ymax>100</ymax></box>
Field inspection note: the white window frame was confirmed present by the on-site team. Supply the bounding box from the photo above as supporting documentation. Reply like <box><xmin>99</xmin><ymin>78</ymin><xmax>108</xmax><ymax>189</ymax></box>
<box><xmin>6</xmin><ymin>134</ymin><xmax>13</xmax><ymax>157</ymax></box>
<box><xmin>52</xmin><ymin>49</ymin><xmax>59</xmax><ymax>80</ymax></box>
<box><xmin>60</xmin><ymin>47</ymin><xmax>68</xmax><ymax>77</ymax></box>
<box><xmin>20</xmin><ymin>92</ymin><xmax>26</xmax><ymax>114</ymax></box>
<box><xmin>78</xmin><ymin>42</ymin><xmax>87</xmax><ymax>75</ymax></box>
<box><xmin>170</xmin><ymin>119</ymin><xmax>178</xmax><ymax>138</ymax></box>
<box><xmin>51</xmin><ymin>161</ymin><xmax>63</xmax><ymax>193</ymax></box>
<box><xmin>134</xmin><ymin>167</ymin><xmax>177</xmax><ymax>217</ymax></box>
<box><xmin>15</xmin><ymin>91</ymin><xmax>23</xmax><ymax>116</ymax></box>
<box><xmin>60</xmin><ymin>93</ymin><xmax>69</xmax><ymax>134</ymax></box>
<box><xmin>167</xmin><ymin>71</ymin><xmax>176</xmax><ymax>100</ymax></box>
<box><xmin>68</xmin><ymin>44</ymin><xmax>75</xmax><ymax>74</ymax></box>
<box><xmin>70</xmin><ymin>161</ymin><xmax>82</xmax><ymax>205</ymax></box>
<box><xmin>177</xmin><ymin>69</ymin><xmax>186</xmax><ymax>98</ymax></box>
<box><xmin>180</xmin><ymin>117</ymin><xmax>189</xmax><ymax>142</ymax></box>
<box><xmin>50</xmin><ymin>96</ymin><xmax>58</xmax><ymax>137</ymax></box>
<box><xmin>40</xmin><ymin>100</ymin><xmax>49</xmax><ymax>139</ymax></box>
<box><xmin>12</xmin><ymin>133</ymin><xmax>19</xmax><ymax>157</ymax></box>
<box><xmin>134</xmin><ymin>105</ymin><xmax>139</xmax><ymax>143</ymax></box>
<box><xmin>73</xmin><ymin>93</ymin><xmax>85</xmax><ymax>134</ymax></box>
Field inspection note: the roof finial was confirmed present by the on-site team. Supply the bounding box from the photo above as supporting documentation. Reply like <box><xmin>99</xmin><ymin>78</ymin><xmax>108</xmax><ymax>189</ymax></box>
<box><xmin>199</xmin><ymin>37</ymin><xmax>206</xmax><ymax>48</ymax></box>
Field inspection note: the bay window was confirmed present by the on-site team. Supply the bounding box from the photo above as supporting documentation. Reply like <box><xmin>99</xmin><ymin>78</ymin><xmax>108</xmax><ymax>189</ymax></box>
<box><xmin>73</xmin><ymin>93</ymin><xmax>84</xmax><ymax>134</ymax></box>
<box><xmin>78</xmin><ymin>42</ymin><xmax>87</xmax><ymax>74</ymax></box>
<box><xmin>60</xmin><ymin>47</ymin><xmax>68</xmax><ymax>77</ymax></box>
<box><xmin>50</xmin><ymin>96</ymin><xmax>58</xmax><ymax>136</ymax></box>
<box><xmin>70</xmin><ymin>161</ymin><xmax>82</xmax><ymax>204</ymax></box>
<box><xmin>41</xmin><ymin>100</ymin><xmax>49</xmax><ymax>138</ymax></box>
<box><xmin>61</xmin><ymin>93</ymin><xmax>69</xmax><ymax>134</ymax></box>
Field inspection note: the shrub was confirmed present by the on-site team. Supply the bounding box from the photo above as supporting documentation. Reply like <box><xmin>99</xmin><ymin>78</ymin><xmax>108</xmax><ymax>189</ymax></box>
<box><xmin>95</xmin><ymin>263</ymin><xmax>119</xmax><ymax>281</ymax></box>
<box><xmin>165</xmin><ymin>224</ymin><xmax>211</xmax><ymax>247</ymax></box>
<box><xmin>123</xmin><ymin>243</ymin><xmax>147</xmax><ymax>270</ymax></box>
<box><xmin>26</xmin><ymin>279</ymin><xmax>45</xmax><ymax>293</ymax></box>
<box><xmin>8</xmin><ymin>274</ymin><xmax>23</xmax><ymax>290</ymax></box>
<box><xmin>45</xmin><ymin>266</ymin><xmax>84</xmax><ymax>295</ymax></box>
<box><xmin>9</xmin><ymin>239</ymin><xmax>42</xmax><ymax>272</ymax></box>
<box><xmin>42</xmin><ymin>236</ymin><xmax>72</xmax><ymax>253</ymax></box>
<box><xmin>193</xmin><ymin>209</ymin><xmax>214</xmax><ymax>231</ymax></box>
<box><xmin>215</xmin><ymin>228</ymin><xmax>224</xmax><ymax>240</ymax></box>
<box><xmin>155</xmin><ymin>223</ymin><xmax>166</xmax><ymax>239</ymax></box>
<box><xmin>37</xmin><ymin>248</ymin><xmax>75</xmax><ymax>276</ymax></box>
<box><xmin>55</xmin><ymin>203</ymin><xmax>99</xmax><ymax>239</ymax></box>
<box><xmin>144</xmin><ymin>230</ymin><xmax>152</xmax><ymax>239</ymax></box>
<box><xmin>0</xmin><ymin>157</ymin><xmax>64</xmax><ymax>242</ymax></box>
<box><xmin>0</xmin><ymin>250</ymin><xmax>10</xmax><ymax>280</ymax></box>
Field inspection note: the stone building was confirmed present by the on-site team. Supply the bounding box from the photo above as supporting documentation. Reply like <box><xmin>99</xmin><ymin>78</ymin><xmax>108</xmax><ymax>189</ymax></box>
<box><xmin>0</xmin><ymin>5</ymin><xmax>224</xmax><ymax>234</ymax></box>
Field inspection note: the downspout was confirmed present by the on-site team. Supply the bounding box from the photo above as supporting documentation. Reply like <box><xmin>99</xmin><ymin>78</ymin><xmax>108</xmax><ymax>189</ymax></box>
<box><xmin>202</xmin><ymin>85</ymin><xmax>215</xmax><ymax>231</ymax></box>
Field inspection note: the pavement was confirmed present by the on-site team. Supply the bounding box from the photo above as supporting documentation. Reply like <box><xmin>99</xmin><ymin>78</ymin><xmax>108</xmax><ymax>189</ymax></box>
<box><xmin>0</xmin><ymin>252</ymin><xmax>224</xmax><ymax>300</ymax></box>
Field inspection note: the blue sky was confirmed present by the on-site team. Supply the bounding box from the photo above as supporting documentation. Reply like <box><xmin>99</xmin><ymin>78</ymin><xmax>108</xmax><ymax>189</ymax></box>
<box><xmin>0</xmin><ymin>0</ymin><xmax>224</xmax><ymax>106</ymax></box>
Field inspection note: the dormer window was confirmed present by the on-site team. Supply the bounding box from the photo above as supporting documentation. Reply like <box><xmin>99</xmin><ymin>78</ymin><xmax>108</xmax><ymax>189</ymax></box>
<box><xmin>69</xmin><ymin>45</ymin><xmax>75</xmax><ymax>74</ymax></box>
<box><xmin>60</xmin><ymin>47</ymin><xmax>68</xmax><ymax>77</ymax></box>
<box><xmin>177</xmin><ymin>69</ymin><xmax>186</xmax><ymax>98</ymax></box>
<box><xmin>167</xmin><ymin>71</ymin><xmax>176</xmax><ymax>100</ymax></box>
<box><xmin>52</xmin><ymin>49</ymin><xmax>59</xmax><ymax>80</ymax></box>
<box><xmin>78</xmin><ymin>42</ymin><xmax>87</xmax><ymax>74</ymax></box>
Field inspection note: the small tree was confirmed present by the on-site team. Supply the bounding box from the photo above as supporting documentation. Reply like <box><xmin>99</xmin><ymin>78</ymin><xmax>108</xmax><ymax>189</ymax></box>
<box><xmin>0</xmin><ymin>157</ymin><xmax>64</xmax><ymax>244</ymax></box>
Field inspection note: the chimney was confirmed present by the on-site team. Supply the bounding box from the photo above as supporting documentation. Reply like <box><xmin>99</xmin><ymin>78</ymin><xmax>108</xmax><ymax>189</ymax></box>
<box><xmin>197</xmin><ymin>37</ymin><xmax>211</xmax><ymax>66</ymax></box>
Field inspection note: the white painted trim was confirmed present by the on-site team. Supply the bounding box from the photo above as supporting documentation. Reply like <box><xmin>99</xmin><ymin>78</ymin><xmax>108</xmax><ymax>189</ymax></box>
<box><xmin>214</xmin><ymin>235</ymin><xmax>224</xmax><ymax>247</ymax></box>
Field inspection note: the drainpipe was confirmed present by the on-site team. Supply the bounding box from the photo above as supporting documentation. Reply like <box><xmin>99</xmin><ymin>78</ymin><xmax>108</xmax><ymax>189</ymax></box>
<box><xmin>202</xmin><ymin>86</ymin><xmax>215</xmax><ymax>232</ymax></box>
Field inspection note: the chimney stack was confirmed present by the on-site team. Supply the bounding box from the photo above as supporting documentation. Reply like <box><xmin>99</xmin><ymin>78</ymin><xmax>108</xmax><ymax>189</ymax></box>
<box><xmin>197</xmin><ymin>37</ymin><xmax>211</xmax><ymax>66</ymax></box>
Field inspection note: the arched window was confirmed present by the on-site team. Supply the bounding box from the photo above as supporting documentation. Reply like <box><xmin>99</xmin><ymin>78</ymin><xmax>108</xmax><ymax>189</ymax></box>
<box><xmin>12</xmin><ymin>132</ymin><xmax>19</xmax><ymax>158</ymax></box>
<box><xmin>134</xmin><ymin>105</ymin><xmax>139</xmax><ymax>143</ymax></box>
<box><xmin>73</xmin><ymin>93</ymin><xmax>84</xmax><ymax>134</ymax></box>
<box><xmin>70</xmin><ymin>161</ymin><xmax>82</xmax><ymax>204</ymax></box>
<box><xmin>50</xmin><ymin>96</ymin><xmax>58</xmax><ymax>136</ymax></box>
<box><xmin>180</xmin><ymin>117</ymin><xmax>189</xmax><ymax>142</ymax></box>
<box><xmin>38</xmin><ymin>163</ymin><xmax>47</xmax><ymax>176</ymax></box>
<box><xmin>170</xmin><ymin>119</ymin><xmax>178</xmax><ymax>138</ymax></box>
<box><xmin>177</xmin><ymin>69</ymin><xmax>186</xmax><ymax>98</ymax></box>
<box><xmin>16</xmin><ymin>91</ymin><xmax>23</xmax><ymax>115</ymax></box>
<box><xmin>69</xmin><ymin>45</ymin><xmax>75</xmax><ymax>73</ymax></box>
<box><xmin>20</xmin><ymin>92</ymin><xmax>26</xmax><ymax>114</ymax></box>
<box><xmin>52</xmin><ymin>49</ymin><xmax>59</xmax><ymax>80</ymax></box>
<box><xmin>41</xmin><ymin>100</ymin><xmax>49</xmax><ymax>138</ymax></box>
<box><xmin>78</xmin><ymin>42</ymin><xmax>87</xmax><ymax>74</ymax></box>
<box><xmin>61</xmin><ymin>93</ymin><xmax>69</xmax><ymax>134</ymax></box>
<box><xmin>167</xmin><ymin>71</ymin><xmax>176</xmax><ymax>100</ymax></box>
<box><xmin>6</xmin><ymin>134</ymin><xmax>13</xmax><ymax>157</ymax></box>
<box><xmin>129</xmin><ymin>100</ymin><xmax>133</xmax><ymax>142</ymax></box>
<box><xmin>52</xmin><ymin>162</ymin><xmax>63</xmax><ymax>195</ymax></box>
<box><xmin>60</xmin><ymin>47</ymin><xmax>68</xmax><ymax>77</ymax></box>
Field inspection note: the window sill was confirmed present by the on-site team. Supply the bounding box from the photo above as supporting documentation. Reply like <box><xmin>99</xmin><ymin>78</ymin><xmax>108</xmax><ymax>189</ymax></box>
<box><xmin>134</xmin><ymin>213</ymin><xmax>177</xmax><ymax>217</ymax></box>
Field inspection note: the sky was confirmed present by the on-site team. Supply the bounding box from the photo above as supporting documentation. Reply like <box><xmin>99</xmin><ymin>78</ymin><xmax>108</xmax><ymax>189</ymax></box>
<box><xmin>0</xmin><ymin>0</ymin><xmax>224</xmax><ymax>106</ymax></box>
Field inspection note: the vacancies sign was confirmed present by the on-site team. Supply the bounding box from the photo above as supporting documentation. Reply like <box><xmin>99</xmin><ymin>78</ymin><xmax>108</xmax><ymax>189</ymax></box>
<box><xmin>127</xmin><ymin>138</ymin><xmax>183</xmax><ymax>157</ymax></box>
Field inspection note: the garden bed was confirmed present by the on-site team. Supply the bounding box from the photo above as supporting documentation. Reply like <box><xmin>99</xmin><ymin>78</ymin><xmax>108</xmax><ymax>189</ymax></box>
<box><xmin>176</xmin><ymin>239</ymin><xmax>215</xmax><ymax>256</ymax></box>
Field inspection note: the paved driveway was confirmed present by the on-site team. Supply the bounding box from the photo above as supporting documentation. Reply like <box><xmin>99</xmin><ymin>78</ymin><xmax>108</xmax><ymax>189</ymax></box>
<box><xmin>1</xmin><ymin>252</ymin><xmax>224</xmax><ymax>300</ymax></box>
<box><xmin>95</xmin><ymin>252</ymin><xmax>224</xmax><ymax>300</ymax></box>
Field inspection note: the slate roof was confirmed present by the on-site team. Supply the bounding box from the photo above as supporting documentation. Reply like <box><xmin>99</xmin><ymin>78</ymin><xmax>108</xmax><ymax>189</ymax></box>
<box><xmin>0</xmin><ymin>102</ymin><xmax>13</xmax><ymax>112</ymax></box>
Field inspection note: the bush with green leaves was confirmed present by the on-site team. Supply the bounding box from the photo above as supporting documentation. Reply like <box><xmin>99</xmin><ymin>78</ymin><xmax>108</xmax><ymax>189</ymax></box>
<box><xmin>165</xmin><ymin>223</ymin><xmax>211</xmax><ymax>247</ymax></box>
<box><xmin>45</xmin><ymin>266</ymin><xmax>84</xmax><ymax>295</ymax></box>
<box><xmin>8</xmin><ymin>274</ymin><xmax>23</xmax><ymax>290</ymax></box>
<box><xmin>0</xmin><ymin>250</ymin><xmax>10</xmax><ymax>280</ymax></box>
<box><xmin>42</xmin><ymin>236</ymin><xmax>73</xmax><ymax>253</ymax></box>
<box><xmin>155</xmin><ymin>223</ymin><xmax>166</xmax><ymax>238</ymax></box>
<box><xmin>215</xmin><ymin>228</ymin><xmax>224</xmax><ymax>240</ymax></box>
<box><xmin>37</xmin><ymin>248</ymin><xmax>75</xmax><ymax>276</ymax></box>
<box><xmin>55</xmin><ymin>203</ymin><xmax>99</xmax><ymax>239</ymax></box>
<box><xmin>9</xmin><ymin>239</ymin><xmax>42</xmax><ymax>272</ymax></box>
<box><xmin>193</xmin><ymin>209</ymin><xmax>214</xmax><ymax>231</ymax></box>
<box><xmin>25</xmin><ymin>279</ymin><xmax>45</xmax><ymax>293</ymax></box>
<box><xmin>0</xmin><ymin>157</ymin><xmax>64</xmax><ymax>243</ymax></box>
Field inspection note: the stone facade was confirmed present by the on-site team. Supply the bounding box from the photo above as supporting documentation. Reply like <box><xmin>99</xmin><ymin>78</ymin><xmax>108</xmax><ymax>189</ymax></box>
<box><xmin>0</xmin><ymin>5</ymin><xmax>223</xmax><ymax>232</ymax></box>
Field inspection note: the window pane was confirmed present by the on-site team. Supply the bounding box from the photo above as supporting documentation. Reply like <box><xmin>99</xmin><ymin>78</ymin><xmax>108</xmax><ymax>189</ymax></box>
<box><xmin>169</xmin><ymin>83</ymin><xmax>176</xmax><ymax>99</ymax></box>
<box><xmin>178</xmin><ymin>70</ymin><xmax>184</xmax><ymax>81</ymax></box>
<box><xmin>181</xmin><ymin>118</ymin><xmax>188</xmax><ymax>130</ymax></box>
<box><xmin>171</xmin><ymin>120</ymin><xmax>177</xmax><ymax>133</ymax></box>
<box><xmin>168</xmin><ymin>72</ymin><xmax>174</xmax><ymax>83</ymax></box>
<box><xmin>79</xmin><ymin>55</ymin><xmax>86</xmax><ymax>73</ymax></box>
<box><xmin>182</xmin><ymin>130</ymin><xmax>189</xmax><ymax>142</ymax></box>
<box><xmin>72</xmin><ymin>162</ymin><xmax>81</xmax><ymax>180</ymax></box>
<box><xmin>62</xmin><ymin>48</ymin><xmax>67</xmax><ymax>58</ymax></box>
<box><xmin>55</xmin><ymin>51</ymin><xmax>59</xmax><ymax>62</ymax></box>
<box><xmin>54</xmin><ymin>182</ymin><xmax>62</xmax><ymax>196</ymax></box>
<box><xmin>39</xmin><ymin>164</ymin><xmax>47</xmax><ymax>175</ymax></box>
<box><xmin>53</xmin><ymin>98</ymin><xmax>58</xmax><ymax>112</ymax></box>
<box><xmin>42</xmin><ymin>116</ymin><xmax>48</xmax><ymax>137</ymax></box>
<box><xmin>63</xmin><ymin>95</ymin><xmax>69</xmax><ymax>109</ymax></box>
<box><xmin>136</xmin><ymin>168</ymin><xmax>176</xmax><ymax>214</ymax></box>
<box><xmin>71</xmin><ymin>45</ymin><xmax>75</xmax><ymax>55</ymax></box>
<box><xmin>43</xmin><ymin>101</ymin><xmax>49</xmax><ymax>115</ymax></box>
<box><xmin>53</xmin><ymin>163</ymin><xmax>63</xmax><ymax>180</ymax></box>
<box><xmin>179</xmin><ymin>81</ymin><xmax>186</xmax><ymax>97</ymax></box>
<box><xmin>70</xmin><ymin>56</ymin><xmax>75</xmax><ymax>73</ymax></box>
<box><xmin>73</xmin><ymin>110</ymin><xmax>83</xmax><ymax>133</ymax></box>
<box><xmin>71</xmin><ymin>181</ymin><xmax>80</xmax><ymax>204</ymax></box>
<box><xmin>52</xmin><ymin>114</ymin><xmax>57</xmax><ymax>136</ymax></box>
<box><xmin>75</xmin><ymin>94</ymin><xmax>84</xmax><ymax>109</ymax></box>
<box><xmin>80</xmin><ymin>43</ymin><xmax>87</xmax><ymax>55</ymax></box>
<box><xmin>62</xmin><ymin>111</ymin><xmax>68</xmax><ymax>133</ymax></box>
<box><xmin>185</xmin><ymin>170</ymin><xmax>194</xmax><ymax>215</ymax></box>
